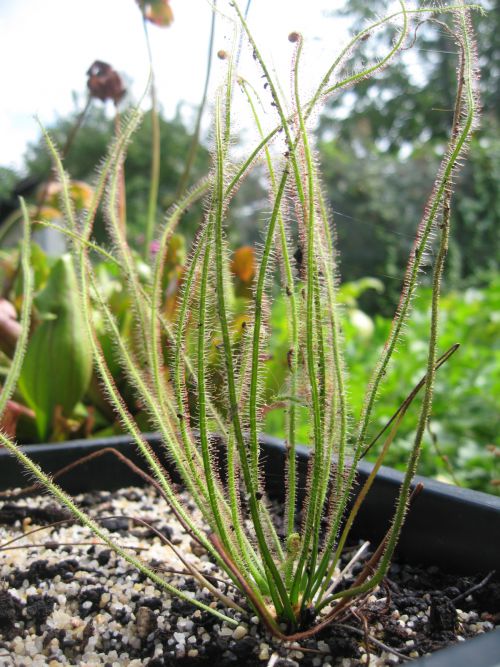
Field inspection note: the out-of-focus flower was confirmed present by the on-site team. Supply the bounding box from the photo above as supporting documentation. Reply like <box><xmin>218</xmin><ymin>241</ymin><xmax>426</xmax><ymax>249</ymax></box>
<box><xmin>86</xmin><ymin>61</ymin><xmax>126</xmax><ymax>104</ymax></box>
<box><xmin>37</xmin><ymin>181</ymin><xmax>94</xmax><ymax>220</ymax></box>
<box><xmin>150</xmin><ymin>239</ymin><xmax>161</xmax><ymax>256</ymax></box>
<box><xmin>231</xmin><ymin>246</ymin><xmax>256</xmax><ymax>285</ymax></box>
<box><xmin>137</xmin><ymin>0</ymin><xmax>174</xmax><ymax>27</ymax></box>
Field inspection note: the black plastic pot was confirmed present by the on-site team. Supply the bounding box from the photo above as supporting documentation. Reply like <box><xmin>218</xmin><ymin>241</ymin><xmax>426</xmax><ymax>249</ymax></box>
<box><xmin>1</xmin><ymin>433</ymin><xmax>499</xmax><ymax>666</ymax></box>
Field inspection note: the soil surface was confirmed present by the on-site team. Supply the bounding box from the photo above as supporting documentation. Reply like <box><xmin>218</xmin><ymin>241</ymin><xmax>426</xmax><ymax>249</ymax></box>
<box><xmin>0</xmin><ymin>485</ymin><xmax>497</xmax><ymax>666</ymax></box>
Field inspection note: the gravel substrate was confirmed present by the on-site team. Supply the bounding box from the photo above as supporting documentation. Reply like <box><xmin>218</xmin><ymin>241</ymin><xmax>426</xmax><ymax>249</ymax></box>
<box><xmin>0</xmin><ymin>485</ymin><xmax>498</xmax><ymax>666</ymax></box>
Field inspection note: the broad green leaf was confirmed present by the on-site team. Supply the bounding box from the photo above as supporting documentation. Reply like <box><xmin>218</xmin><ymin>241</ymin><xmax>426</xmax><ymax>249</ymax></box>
<box><xmin>18</xmin><ymin>254</ymin><xmax>93</xmax><ymax>440</ymax></box>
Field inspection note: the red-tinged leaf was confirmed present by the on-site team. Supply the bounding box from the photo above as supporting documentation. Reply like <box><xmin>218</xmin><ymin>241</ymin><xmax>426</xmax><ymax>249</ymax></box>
<box><xmin>0</xmin><ymin>400</ymin><xmax>35</xmax><ymax>439</ymax></box>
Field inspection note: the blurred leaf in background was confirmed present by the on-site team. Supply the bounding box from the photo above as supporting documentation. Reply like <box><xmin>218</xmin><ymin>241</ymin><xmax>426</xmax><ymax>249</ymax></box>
<box><xmin>318</xmin><ymin>0</ymin><xmax>500</xmax><ymax>314</ymax></box>
<box><xmin>345</xmin><ymin>279</ymin><xmax>500</xmax><ymax>495</ymax></box>
<box><xmin>10</xmin><ymin>106</ymin><xmax>211</xmax><ymax>247</ymax></box>
<box><xmin>265</xmin><ymin>277</ymin><xmax>500</xmax><ymax>495</ymax></box>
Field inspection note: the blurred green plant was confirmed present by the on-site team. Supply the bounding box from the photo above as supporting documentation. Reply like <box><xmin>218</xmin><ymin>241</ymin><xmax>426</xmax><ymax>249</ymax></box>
<box><xmin>0</xmin><ymin>238</ymin><xmax>265</xmax><ymax>443</ymax></box>
<box><xmin>0</xmin><ymin>243</ymin><xmax>165</xmax><ymax>441</ymax></box>
<box><xmin>265</xmin><ymin>277</ymin><xmax>500</xmax><ymax>494</ymax></box>
<box><xmin>347</xmin><ymin>279</ymin><xmax>500</xmax><ymax>495</ymax></box>
<box><xmin>317</xmin><ymin>0</ymin><xmax>500</xmax><ymax>313</ymax></box>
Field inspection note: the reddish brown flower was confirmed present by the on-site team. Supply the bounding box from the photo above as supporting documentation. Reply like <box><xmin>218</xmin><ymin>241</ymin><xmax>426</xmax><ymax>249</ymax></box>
<box><xmin>86</xmin><ymin>61</ymin><xmax>126</xmax><ymax>104</ymax></box>
<box><xmin>0</xmin><ymin>400</ymin><xmax>35</xmax><ymax>439</ymax></box>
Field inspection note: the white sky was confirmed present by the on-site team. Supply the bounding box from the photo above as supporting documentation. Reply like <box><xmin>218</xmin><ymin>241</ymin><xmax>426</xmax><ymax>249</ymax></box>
<box><xmin>0</xmin><ymin>0</ymin><xmax>347</xmax><ymax>172</ymax></box>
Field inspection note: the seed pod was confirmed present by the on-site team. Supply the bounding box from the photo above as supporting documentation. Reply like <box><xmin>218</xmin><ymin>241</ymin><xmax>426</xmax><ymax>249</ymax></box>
<box><xmin>18</xmin><ymin>254</ymin><xmax>93</xmax><ymax>440</ymax></box>
<box><xmin>86</xmin><ymin>61</ymin><xmax>126</xmax><ymax>104</ymax></box>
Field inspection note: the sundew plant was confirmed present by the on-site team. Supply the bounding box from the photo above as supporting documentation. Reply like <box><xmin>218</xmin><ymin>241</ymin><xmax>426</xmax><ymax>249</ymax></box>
<box><xmin>1</xmin><ymin>0</ymin><xmax>481</xmax><ymax>639</ymax></box>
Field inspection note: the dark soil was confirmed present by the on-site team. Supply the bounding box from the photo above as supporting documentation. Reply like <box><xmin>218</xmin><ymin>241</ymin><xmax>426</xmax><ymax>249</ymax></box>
<box><xmin>0</xmin><ymin>486</ymin><xmax>497</xmax><ymax>666</ymax></box>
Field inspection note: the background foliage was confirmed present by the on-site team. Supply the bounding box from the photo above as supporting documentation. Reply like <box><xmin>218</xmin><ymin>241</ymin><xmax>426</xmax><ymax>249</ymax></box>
<box><xmin>265</xmin><ymin>278</ymin><xmax>500</xmax><ymax>495</ymax></box>
<box><xmin>318</xmin><ymin>0</ymin><xmax>500</xmax><ymax>313</ymax></box>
